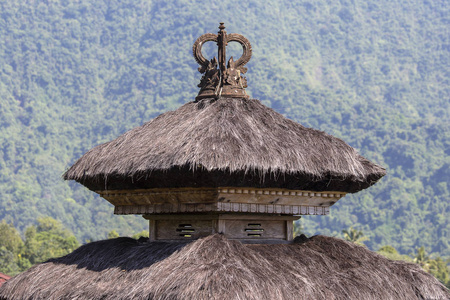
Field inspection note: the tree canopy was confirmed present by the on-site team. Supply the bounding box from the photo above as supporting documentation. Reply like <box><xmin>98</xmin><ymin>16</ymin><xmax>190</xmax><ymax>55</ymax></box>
<box><xmin>0</xmin><ymin>217</ymin><xmax>79</xmax><ymax>276</ymax></box>
<box><xmin>0</xmin><ymin>0</ymin><xmax>448</xmax><ymax>258</ymax></box>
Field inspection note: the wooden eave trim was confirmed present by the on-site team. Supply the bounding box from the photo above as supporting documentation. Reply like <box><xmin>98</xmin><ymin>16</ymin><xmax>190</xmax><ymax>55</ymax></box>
<box><xmin>114</xmin><ymin>203</ymin><xmax>329</xmax><ymax>215</ymax></box>
<box><xmin>98</xmin><ymin>187</ymin><xmax>345</xmax><ymax>216</ymax></box>
<box><xmin>143</xmin><ymin>214</ymin><xmax>300</xmax><ymax>221</ymax></box>
<box><xmin>97</xmin><ymin>187</ymin><xmax>346</xmax><ymax>198</ymax></box>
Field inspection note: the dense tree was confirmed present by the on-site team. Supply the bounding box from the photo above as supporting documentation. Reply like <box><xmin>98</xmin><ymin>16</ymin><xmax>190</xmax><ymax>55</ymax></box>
<box><xmin>413</xmin><ymin>246</ymin><xmax>431</xmax><ymax>268</ymax></box>
<box><xmin>0</xmin><ymin>0</ymin><xmax>448</xmax><ymax>258</ymax></box>
<box><xmin>0</xmin><ymin>221</ymin><xmax>24</xmax><ymax>275</ymax></box>
<box><xmin>342</xmin><ymin>227</ymin><xmax>369</xmax><ymax>246</ymax></box>
<box><xmin>377</xmin><ymin>245</ymin><xmax>412</xmax><ymax>262</ymax></box>
<box><xmin>0</xmin><ymin>217</ymin><xmax>79</xmax><ymax>275</ymax></box>
<box><xmin>428</xmin><ymin>257</ymin><xmax>450</xmax><ymax>289</ymax></box>
<box><xmin>131</xmin><ymin>230</ymin><xmax>149</xmax><ymax>239</ymax></box>
<box><xmin>377</xmin><ymin>244</ymin><xmax>450</xmax><ymax>288</ymax></box>
<box><xmin>0</xmin><ymin>221</ymin><xmax>23</xmax><ymax>255</ymax></box>
<box><xmin>0</xmin><ymin>248</ymin><xmax>18</xmax><ymax>276</ymax></box>
<box><xmin>107</xmin><ymin>230</ymin><xmax>120</xmax><ymax>239</ymax></box>
<box><xmin>21</xmin><ymin>217</ymin><xmax>79</xmax><ymax>265</ymax></box>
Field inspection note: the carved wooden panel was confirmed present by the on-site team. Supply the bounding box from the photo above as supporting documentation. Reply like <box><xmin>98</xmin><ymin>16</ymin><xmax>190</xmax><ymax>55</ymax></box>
<box><xmin>104</xmin><ymin>187</ymin><xmax>342</xmax><ymax>216</ymax></box>
<box><xmin>223</xmin><ymin>220</ymin><xmax>285</xmax><ymax>239</ymax></box>
<box><xmin>217</xmin><ymin>188</ymin><xmax>344</xmax><ymax>207</ymax></box>
<box><xmin>99</xmin><ymin>188</ymin><xmax>218</xmax><ymax>206</ymax></box>
<box><xmin>145</xmin><ymin>214</ymin><xmax>298</xmax><ymax>242</ymax></box>
<box><xmin>155</xmin><ymin>220</ymin><xmax>214</xmax><ymax>240</ymax></box>
<box><xmin>115</xmin><ymin>203</ymin><xmax>329</xmax><ymax>215</ymax></box>
<box><xmin>216</xmin><ymin>202</ymin><xmax>329</xmax><ymax>215</ymax></box>
<box><xmin>99</xmin><ymin>187</ymin><xmax>344</xmax><ymax>207</ymax></box>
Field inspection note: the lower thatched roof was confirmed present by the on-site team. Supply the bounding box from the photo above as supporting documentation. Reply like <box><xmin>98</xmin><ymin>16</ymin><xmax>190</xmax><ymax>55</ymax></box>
<box><xmin>1</xmin><ymin>235</ymin><xmax>448</xmax><ymax>300</ymax></box>
<box><xmin>64</xmin><ymin>98</ymin><xmax>386</xmax><ymax>193</ymax></box>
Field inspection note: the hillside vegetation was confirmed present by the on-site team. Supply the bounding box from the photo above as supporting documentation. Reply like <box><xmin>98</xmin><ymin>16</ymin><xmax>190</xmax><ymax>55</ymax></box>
<box><xmin>0</xmin><ymin>0</ymin><xmax>448</xmax><ymax>257</ymax></box>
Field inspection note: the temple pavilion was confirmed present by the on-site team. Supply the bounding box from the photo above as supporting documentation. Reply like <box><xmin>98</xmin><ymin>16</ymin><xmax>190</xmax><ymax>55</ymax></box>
<box><xmin>0</xmin><ymin>23</ymin><xmax>448</xmax><ymax>300</ymax></box>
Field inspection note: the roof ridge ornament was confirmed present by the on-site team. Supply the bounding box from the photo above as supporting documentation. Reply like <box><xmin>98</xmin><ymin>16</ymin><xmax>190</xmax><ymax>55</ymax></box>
<box><xmin>193</xmin><ymin>23</ymin><xmax>252</xmax><ymax>101</ymax></box>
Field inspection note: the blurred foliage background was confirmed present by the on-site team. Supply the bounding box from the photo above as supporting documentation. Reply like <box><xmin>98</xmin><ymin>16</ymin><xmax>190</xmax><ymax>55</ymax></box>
<box><xmin>0</xmin><ymin>0</ymin><xmax>448</xmax><ymax>266</ymax></box>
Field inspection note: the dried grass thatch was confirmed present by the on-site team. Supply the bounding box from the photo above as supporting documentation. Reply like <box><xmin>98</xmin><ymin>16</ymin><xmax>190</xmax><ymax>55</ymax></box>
<box><xmin>1</xmin><ymin>234</ymin><xmax>448</xmax><ymax>300</ymax></box>
<box><xmin>64</xmin><ymin>98</ymin><xmax>385</xmax><ymax>193</ymax></box>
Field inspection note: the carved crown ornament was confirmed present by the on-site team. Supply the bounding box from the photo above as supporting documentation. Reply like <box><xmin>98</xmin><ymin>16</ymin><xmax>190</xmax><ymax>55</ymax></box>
<box><xmin>193</xmin><ymin>22</ymin><xmax>252</xmax><ymax>100</ymax></box>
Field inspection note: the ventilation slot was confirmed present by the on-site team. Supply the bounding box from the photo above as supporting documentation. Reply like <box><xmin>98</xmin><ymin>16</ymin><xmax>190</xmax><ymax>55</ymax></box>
<box><xmin>245</xmin><ymin>223</ymin><xmax>264</xmax><ymax>237</ymax></box>
<box><xmin>177</xmin><ymin>224</ymin><xmax>195</xmax><ymax>238</ymax></box>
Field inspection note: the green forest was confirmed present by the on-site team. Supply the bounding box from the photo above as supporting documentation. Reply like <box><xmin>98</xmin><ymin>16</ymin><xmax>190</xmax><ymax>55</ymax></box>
<box><xmin>0</xmin><ymin>0</ymin><xmax>448</xmax><ymax>277</ymax></box>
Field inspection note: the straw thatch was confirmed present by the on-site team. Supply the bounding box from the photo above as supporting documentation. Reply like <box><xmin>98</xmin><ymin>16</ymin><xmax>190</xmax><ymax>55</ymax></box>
<box><xmin>64</xmin><ymin>98</ymin><xmax>385</xmax><ymax>193</ymax></box>
<box><xmin>1</xmin><ymin>234</ymin><xmax>448</xmax><ymax>300</ymax></box>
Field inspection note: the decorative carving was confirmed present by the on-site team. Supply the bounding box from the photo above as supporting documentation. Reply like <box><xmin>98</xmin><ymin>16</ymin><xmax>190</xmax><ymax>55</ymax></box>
<box><xmin>114</xmin><ymin>203</ymin><xmax>330</xmax><ymax>215</ymax></box>
<box><xmin>142</xmin><ymin>214</ymin><xmax>299</xmax><ymax>242</ymax></box>
<box><xmin>197</xmin><ymin>58</ymin><xmax>220</xmax><ymax>97</ymax></box>
<box><xmin>192</xmin><ymin>33</ymin><xmax>218</xmax><ymax>73</ymax></box>
<box><xmin>193</xmin><ymin>23</ymin><xmax>252</xmax><ymax>100</ymax></box>
<box><xmin>98</xmin><ymin>187</ymin><xmax>345</xmax><ymax>208</ymax></box>
<box><xmin>224</xmin><ymin>57</ymin><xmax>246</xmax><ymax>87</ymax></box>
<box><xmin>225</xmin><ymin>33</ymin><xmax>252</xmax><ymax>74</ymax></box>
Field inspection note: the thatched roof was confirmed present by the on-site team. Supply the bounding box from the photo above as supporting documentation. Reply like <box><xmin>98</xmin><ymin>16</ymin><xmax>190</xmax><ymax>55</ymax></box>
<box><xmin>64</xmin><ymin>98</ymin><xmax>385</xmax><ymax>193</ymax></box>
<box><xmin>1</xmin><ymin>234</ymin><xmax>448</xmax><ymax>300</ymax></box>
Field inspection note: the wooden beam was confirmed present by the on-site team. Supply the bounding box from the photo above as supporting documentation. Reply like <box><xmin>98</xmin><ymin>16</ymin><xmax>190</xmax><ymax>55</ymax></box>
<box><xmin>100</xmin><ymin>187</ymin><xmax>345</xmax><ymax>208</ymax></box>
